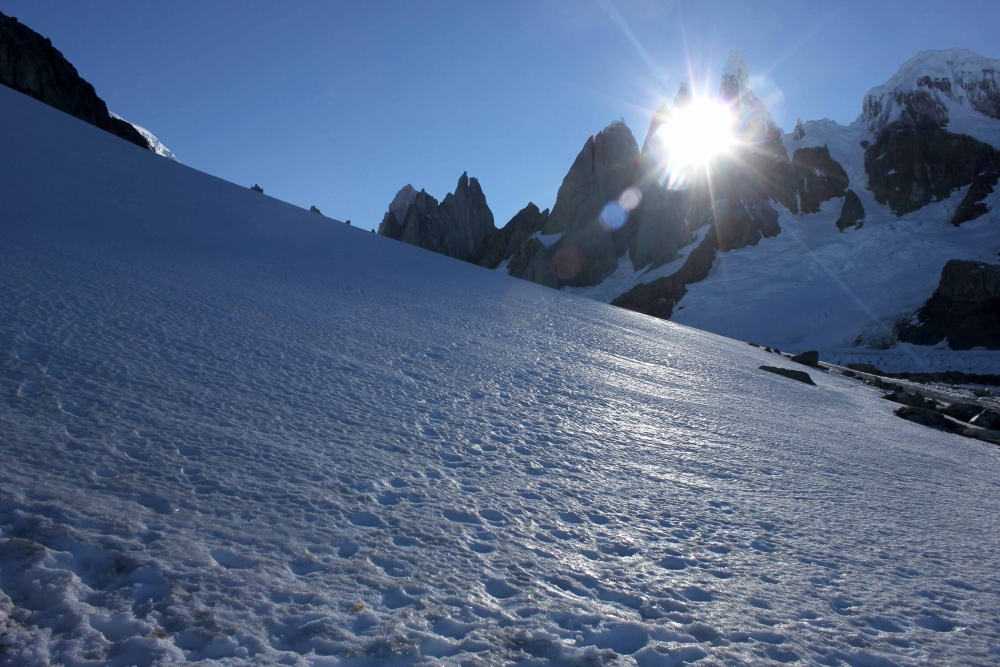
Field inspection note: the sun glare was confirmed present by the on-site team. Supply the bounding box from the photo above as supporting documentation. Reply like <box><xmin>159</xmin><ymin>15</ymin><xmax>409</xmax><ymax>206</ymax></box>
<box><xmin>653</xmin><ymin>98</ymin><xmax>737</xmax><ymax>181</ymax></box>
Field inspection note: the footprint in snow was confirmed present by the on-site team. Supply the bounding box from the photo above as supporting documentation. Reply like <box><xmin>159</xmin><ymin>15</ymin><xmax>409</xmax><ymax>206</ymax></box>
<box><xmin>350</xmin><ymin>511</ymin><xmax>384</xmax><ymax>528</ymax></box>
<box><xmin>210</xmin><ymin>549</ymin><xmax>256</xmax><ymax>569</ymax></box>
<box><xmin>485</xmin><ymin>579</ymin><xmax>519</xmax><ymax>599</ymax></box>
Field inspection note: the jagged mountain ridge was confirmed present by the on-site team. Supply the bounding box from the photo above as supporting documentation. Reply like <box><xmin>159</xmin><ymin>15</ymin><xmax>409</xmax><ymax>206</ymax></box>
<box><xmin>379</xmin><ymin>49</ymin><xmax>1000</xmax><ymax>368</ymax></box>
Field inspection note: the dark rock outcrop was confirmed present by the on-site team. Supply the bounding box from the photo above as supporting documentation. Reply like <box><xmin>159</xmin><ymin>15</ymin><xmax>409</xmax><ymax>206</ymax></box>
<box><xmin>0</xmin><ymin>11</ymin><xmax>150</xmax><ymax>151</ymax></box>
<box><xmin>894</xmin><ymin>406</ymin><xmax>964</xmax><ymax>433</ymax></box>
<box><xmin>378</xmin><ymin>173</ymin><xmax>495</xmax><ymax>262</ymax></box>
<box><xmin>864</xmin><ymin>119</ymin><xmax>1000</xmax><ymax>224</ymax></box>
<box><xmin>470</xmin><ymin>203</ymin><xmax>549</xmax><ymax>270</ymax></box>
<box><xmin>251</xmin><ymin>184</ymin><xmax>264</xmax><ymax>194</ymax></box>
<box><xmin>310</xmin><ymin>205</ymin><xmax>322</xmax><ymax>215</ymax></box>
<box><xmin>943</xmin><ymin>402</ymin><xmax>986</xmax><ymax>423</ymax></box>
<box><xmin>836</xmin><ymin>190</ymin><xmax>865</xmax><ymax>231</ymax></box>
<box><xmin>506</xmin><ymin>121</ymin><xmax>641</xmax><ymax>288</ymax></box>
<box><xmin>898</xmin><ymin>260</ymin><xmax>1000</xmax><ymax>350</ymax></box>
<box><xmin>790</xmin><ymin>350</ymin><xmax>820</xmax><ymax>367</ymax></box>
<box><xmin>791</xmin><ymin>146</ymin><xmax>848</xmax><ymax>214</ymax></box>
<box><xmin>759</xmin><ymin>366</ymin><xmax>815</xmax><ymax>385</ymax></box>
<box><xmin>970</xmin><ymin>409</ymin><xmax>1000</xmax><ymax>431</ymax></box>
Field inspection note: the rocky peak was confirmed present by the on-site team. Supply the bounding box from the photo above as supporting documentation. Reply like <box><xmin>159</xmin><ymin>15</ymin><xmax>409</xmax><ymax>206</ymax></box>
<box><xmin>379</xmin><ymin>184</ymin><xmax>418</xmax><ymax>235</ymax></box>
<box><xmin>378</xmin><ymin>174</ymin><xmax>495</xmax><ymax>262</ymax></box>
<box><xmin>640</xmin><ymin>102</ymin><xmax>670</xmax><ymax>155</ymax></box>
<box><xmin>0</xmin><ymin>11</ymin><xmax>150</xmax><ymax>151</ymax></box>
<box><xmin>720</xmin><ymin>51</ymin><xmax>750</xmax><ymax>100</ymax></box>
<box><xmin>543</xmin><ymin>121</ymin><xmax>639</xmax><ymax>234</ymax></box>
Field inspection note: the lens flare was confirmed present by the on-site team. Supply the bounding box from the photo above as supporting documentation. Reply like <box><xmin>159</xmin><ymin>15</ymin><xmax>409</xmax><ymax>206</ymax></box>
<box><xmin>652</xmin><ymin>98</ymin><xmax>737</xmax><ymax>188</ymax></box>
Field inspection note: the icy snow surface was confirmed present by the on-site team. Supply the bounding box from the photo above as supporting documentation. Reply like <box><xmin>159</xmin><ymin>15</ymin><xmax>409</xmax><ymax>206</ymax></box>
<box><xmin>3</xmin><ymin>87</ymin><xmax>1000</xmax><ymax>666</ymax></box>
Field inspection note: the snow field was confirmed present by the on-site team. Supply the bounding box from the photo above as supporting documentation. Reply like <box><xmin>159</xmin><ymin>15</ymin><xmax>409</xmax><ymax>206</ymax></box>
<box><xmin>1</xmin><ymin>87</ymin><xmax>1000</xmax><ymax>666</ymax></box>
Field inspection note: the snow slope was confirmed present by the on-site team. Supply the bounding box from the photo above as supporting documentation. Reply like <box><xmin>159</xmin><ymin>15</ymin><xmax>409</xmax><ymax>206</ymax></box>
<box><xmin>670</xmin><ymin>111</ymin><xmax>1000</xmax><ymax>373</ymax></box>
<box><xmin>2</xmin><ymin>85</ymin><xmax>1000</xmax><ymax>666</ymax></box>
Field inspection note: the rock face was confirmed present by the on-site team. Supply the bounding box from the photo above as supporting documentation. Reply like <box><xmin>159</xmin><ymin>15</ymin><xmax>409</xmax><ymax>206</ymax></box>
<box><xmin>898</xmin><ymin>260</ymin><xmax>1000</xmax><ymax>350</ymax></box>
<box><xmin>470</xmin><ymin>203</ymin><xmax>549</xmax><ymax>270</ymax></box>
<box><xmin>836</xmin><ymin>190</ymin><xmax>865</xmax><ymax>231</ymax></box>
<box><xmin>378</xmin><ymin>174</ymin><xmax>496</xmax><ymax>262</ymax></box>
<box><xmin>792</xmin><ymin>146</ymin><xmax>848</xmax><ymax>214</ymax></box>
<box><xmin>865</xmin><ymin>123</ymin><xmax>999</xmax><ymax>223</ymax></box>
<box><xmin>514</xmin><ymin>121</ymin><xmax>642</xmax><ymax>287</ymax></box>
<box><xmin>0</xmin><ymin>11</ymin><xmax>150</xmax><ymax>151</ymax></box>
<box><xmin>861</xmin><ymin>49</ymin><xmax>1000</xmax><ymax>225</ymax></box>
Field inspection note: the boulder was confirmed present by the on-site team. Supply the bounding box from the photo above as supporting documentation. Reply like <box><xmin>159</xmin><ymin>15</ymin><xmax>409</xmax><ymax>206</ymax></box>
<box><xmin>790</xmin><ymin>350</ymin><xmax>820</xmax><ymax>367</ymax></box>
<box><xmin>965</xmin><ymin>428</ymin><xmax>1000</xmax><ymax>445</ymax></box>
<box><xmin>893</xmin><ymin>406</ymin><xmax>964</xmax><ymax>433</ymax></box>
<box><xmin>0</xmin><ymin>12</ymin><xmax>150</xmax><ymax>151</ymax></box>
<box><xmin>847</xmin><ymin>363</ymin><xmax>883</xmax><ymax>375</ymax></box>
<box><xmin>942</xmin><ymin>402</ymin><xmax>986</xmax><ymax>423</ymax></box>
<box><xmin>310</xmin><ymin>205</ymin><xmax>322</xmax><ymax>215</ymax></box>
<box><xmin>759</xmin><ymin>366</ymin><xmax>815</xmax><ymax>385</ymax></box>
<box><xmin>898</xmin><ymin>260</ymin><xmax>1000</xmax><ymax>350</ymax></box>
<box><xmin>884</xmin><ymin>388</ymin><xmax>934</xmax><ymax>409</ymax></box>
<box><xmin>251</xmin><ymin>184</ymin><xmax>264</xmax><ymax>194</ymax></box>
<box><xmin>970</xmin><ymin>409</ymin><xmax>1000</xmax><ymax>431</ymax></box>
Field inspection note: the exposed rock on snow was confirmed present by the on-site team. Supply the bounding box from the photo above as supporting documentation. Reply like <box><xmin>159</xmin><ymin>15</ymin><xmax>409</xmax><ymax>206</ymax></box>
<box><xmin>0</xmin><ymin>11</ymin><xmax>150</xmax><ymax>151</ymax></box>
<box><xmin>110</xmin><ymin>112</ymin><xmax>177</xmax><ymax>161</ymax></box>
<box><xmin>759</xmin><ymin>365</ymin><xmax>815</xmax><ymax>385</ymax></box>
<box><xmin>836</xmin><ymin>189</ymin><xmax>865</xmax><ymax>231</ymax></box>
<box><xmin>864</xmin><ymin>122</ymin><xmax>999</xmax><ymax>222</ymax></box>
<box><xmin>791</xmin><ymin>146</ymin><xmax>848</xmax><ymax>214</ymax></box>
<box><xmin>790</xmin><ymin>350</ymin><xmax>820</xmax><ymax>367</ymax></box>
<box><xmin>899</xmin><ymin>260</ymin><xmax>1000</xmax><ymax>350</ymax></box>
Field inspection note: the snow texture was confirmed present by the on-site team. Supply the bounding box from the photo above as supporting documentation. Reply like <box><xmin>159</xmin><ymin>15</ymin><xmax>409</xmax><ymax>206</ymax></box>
<box><xmin>3</xmin><ymin>84</ymin><xmax>1000</xmax><ymax>666</ymax></box>
<box><xmin>110</xmin><ymin>112</ymin><xmax>178</xmax><ymax>161</ymax></box>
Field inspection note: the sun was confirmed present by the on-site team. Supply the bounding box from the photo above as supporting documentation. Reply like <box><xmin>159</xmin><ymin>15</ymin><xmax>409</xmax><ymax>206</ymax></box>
<box><xmin>652</xmin><ymin>98</ymin><xmax>737</xmax><ymax>184</ymax></box>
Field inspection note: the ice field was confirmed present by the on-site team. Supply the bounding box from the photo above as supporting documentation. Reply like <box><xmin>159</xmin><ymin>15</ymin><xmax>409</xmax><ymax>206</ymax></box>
<box><xmin>1</xmin><ymin>86</ymin><xmax>1000</xmax><ymax>665</ymax></box>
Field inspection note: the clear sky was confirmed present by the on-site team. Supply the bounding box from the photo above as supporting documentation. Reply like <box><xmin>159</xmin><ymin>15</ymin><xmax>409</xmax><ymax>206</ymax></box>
<box><xmin>5</xmin><ymin>0</ymin><xmax>999</xmax><ymax>230</ymax></box>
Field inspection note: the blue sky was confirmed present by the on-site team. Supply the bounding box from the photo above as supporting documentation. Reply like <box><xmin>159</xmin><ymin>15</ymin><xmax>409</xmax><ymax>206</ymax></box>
<box><xmin>5</xmin><ymin>0</ymin><xmax>999</xmax><ymax>230</ymax></box>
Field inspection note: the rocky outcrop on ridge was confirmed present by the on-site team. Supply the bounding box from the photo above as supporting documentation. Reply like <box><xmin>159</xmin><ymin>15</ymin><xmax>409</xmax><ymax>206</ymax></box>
<box><xmin>377</xmin><ymin>173</ymin><xmax>496</xmax><ymax>262</ymax></box>
<box><xmin>0</xmin><ymin>11</ymin><xmax>150</xmax><ymax>151</ymax></box>
<box><xmin>898</xmin><ymin>260</ymin><xmax>1000</xmax><ymax>350</ymax></box>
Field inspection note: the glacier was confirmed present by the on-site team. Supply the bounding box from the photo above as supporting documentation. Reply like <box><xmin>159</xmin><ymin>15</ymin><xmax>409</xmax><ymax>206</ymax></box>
<box><xmin>1</xmin><ymin>85</ymin><xmax>1000</xmax><ymax>666</ymax></box>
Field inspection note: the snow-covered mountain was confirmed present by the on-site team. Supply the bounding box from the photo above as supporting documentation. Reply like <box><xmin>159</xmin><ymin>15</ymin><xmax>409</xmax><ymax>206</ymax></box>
<box><xmin>380</xmin><ymin>50</ymin><xmax>1000</xmax><ymax>372</ymax></box>
<box><xmin>4</xmin><ymin>77</ymin><xmax>1000</xmax><ymax>667</ymax></box>
<box><xmin>111</xmin><ymin>112</ymin><xmax>178</xmax><ymax>161</ymax></box>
